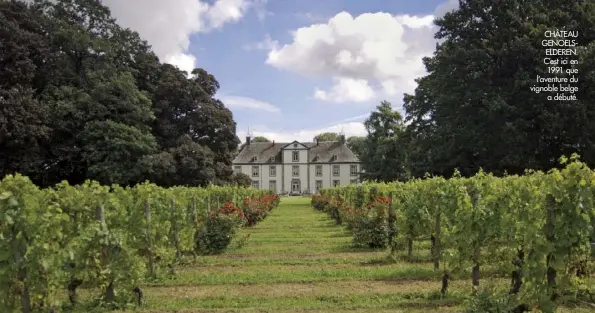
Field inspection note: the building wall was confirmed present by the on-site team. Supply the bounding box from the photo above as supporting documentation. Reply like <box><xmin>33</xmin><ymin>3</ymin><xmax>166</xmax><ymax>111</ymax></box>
<box><xmin>308</xmin><ymin>163</ymin><xmax>359</xmax><ymax>193</ymax></box>
<box><xmin>233</xmin><ymin>164</ymin><xmax>281</xmax><ymax>194</ymax></box>
<box><xmin>281</xmin><ymin>143</ymin><xmax>308</xmax><ymax>164</ymax></box>
<box><xmin>234</xmin><ymin>162</ymin><xmax>359</xmax><ymax>193</ymax></box>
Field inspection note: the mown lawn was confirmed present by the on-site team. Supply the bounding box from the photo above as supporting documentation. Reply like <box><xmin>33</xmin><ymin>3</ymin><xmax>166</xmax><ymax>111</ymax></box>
<box><xmin>105</xmin><ymin>197</ymin><xmax>591</xmax><ymax>313</ymax></box>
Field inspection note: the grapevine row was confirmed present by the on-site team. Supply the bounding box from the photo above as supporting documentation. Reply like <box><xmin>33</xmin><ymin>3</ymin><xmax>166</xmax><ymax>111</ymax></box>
<box><xmin>312</xmin><ymin>156</ymin><xmax>595</xmax><ymax>312</ymax></box>
<box><xmin>0</xmin><ymin>175</ymin><xmax>279</xmax><ymax>313</ymax></box>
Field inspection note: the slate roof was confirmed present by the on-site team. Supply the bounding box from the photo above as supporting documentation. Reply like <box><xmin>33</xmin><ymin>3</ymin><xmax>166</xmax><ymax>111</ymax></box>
<box><xmin>233</xmin><ymin>141</ymin><xmax>360</xmax><ymax>164</ymax></box>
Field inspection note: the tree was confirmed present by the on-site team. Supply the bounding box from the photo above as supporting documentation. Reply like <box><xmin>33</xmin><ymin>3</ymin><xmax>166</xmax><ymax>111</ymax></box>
<box><xmin>252</xmin><ymin>136</ymin><xmax>271</xmax><ymax>143</ymax></box>
<box><xmin>0</xmin><ymin>0</ymin><xmax>241</xmax><ymax>187</ymax></box>
<box><xmin>404</xmin><ymin>0</ymin><xmax>595</xmax><ymax>177</ymax></box>
<box><xmin>360</xmin><ymin>101</ymin><xmax>408</xmax><ymax>182</ymax></box>
<box><xmin>236</xmin><ymin>136</ymin><xmax>271</xmax><ymax>153</ymax></box>
<box><xmin>346</xmin><ymin>136</ymin><xmax>366</xmax><ymax>157</ymax></box>
<box><xmin>231</xmin><ymin>172</ymin><xmax>252</xmax><ymax>187</ymax></box>
<box><xmin>314</xmin><ymin>132</ymin><xmax>340</xmax><ymax>142</ymax></box>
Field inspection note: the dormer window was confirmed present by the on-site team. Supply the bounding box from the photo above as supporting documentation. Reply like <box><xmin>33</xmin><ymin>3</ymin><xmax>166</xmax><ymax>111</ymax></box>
<box><xmin>270</xmin><ymin>155</ymin><xmax>275</xmax><ymax>162</ymax></box>
<box><xmin>251</xmin><ymin>156</ymin><xmax>257</xmax><ymax>162</ymax></box>
<box><xmin>331</xmin><ymin>154</ymin><xmax>337</xmax><ymax>161</ymax></box>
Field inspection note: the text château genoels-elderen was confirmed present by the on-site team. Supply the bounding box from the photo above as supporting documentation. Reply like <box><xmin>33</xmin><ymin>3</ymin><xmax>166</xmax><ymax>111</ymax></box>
<box><xmin>542</xmin><ymin>30</ymin><xmax>578</xmax><ymax>56</ymax></box>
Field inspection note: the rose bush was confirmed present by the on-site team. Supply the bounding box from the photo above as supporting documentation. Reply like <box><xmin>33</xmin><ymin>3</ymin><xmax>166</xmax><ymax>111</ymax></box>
<box><xmin>242</xmin><ymin>197</ymin><xmax>269</xmax><ymax>226</ymax></box>
<box><xmin>194</xmin><ymin>202</ymin><xmax>246</xmax><ymax>254</ymax></box>
<box><xmin>351</xmin><ymin>198</ymin><xmax>391</xmax><ymax>248</ymax></box>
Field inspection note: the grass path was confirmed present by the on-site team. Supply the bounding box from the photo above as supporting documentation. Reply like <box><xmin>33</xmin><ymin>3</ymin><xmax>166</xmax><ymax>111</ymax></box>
<box><xmin>116</xmin><ymin>197</ymin><xmax>589</xmax><ymax>313</ymax></box>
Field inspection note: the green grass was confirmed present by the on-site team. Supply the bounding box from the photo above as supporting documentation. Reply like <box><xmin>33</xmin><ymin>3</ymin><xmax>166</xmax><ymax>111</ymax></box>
<box><xmin>93</xmin><ymin>197</ymin><xmax>592</xmax><ymax>313</ymax></box>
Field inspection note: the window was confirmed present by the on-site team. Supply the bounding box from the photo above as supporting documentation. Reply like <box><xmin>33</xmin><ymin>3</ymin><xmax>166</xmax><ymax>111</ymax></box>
<box><xmin>333</xmin><ymin>180</ymin><xmax>340</xmax><ymax>187</ymax></box>
<box><xmin>270</xmin><ymin>155</ymin><xmax>276</xmax><ymax>162</ymax></box>
<box><xmin>252</xmin><ymin>166</ymin><xmax>259</xmax><ymax>177</ymax></box>
<box><xmin>234</xmin><ymin>166</ymin><xmax>241</xmax><ymax>173</ymax></box>
<box><xmin>292</xmin><ymin>151</ymin><xmax>299</xmax><ymax>162</ymax></box>
<box><xmin>315</xmin><ymin>180</ymin><xmax>323</xmax><ymax>191</ymax></box>
<box><xmin>292</xmin><ymin>165</ymin><xmax>299</xmax><ymax>177</ymax></box>
<box><xmin>269</xmin><ymin>180</ymin><xmax>276</xmax><ymax>191</ymax></box>
<box><xmin>251</xmin><ymin>156</ymin><xmax>257</xmax><ymax>162</ymax></box>
<box><xmin>293</xmin><ymin>143</ymin><xmax>298</xmax><ymax>148</ymax></box>
<box><xmin>350</xmin><ymin>179</ymin><xmax>358</xmax><ymax>185</ymax></box>
<box><xmin>332</xmin><ymin>165</ymin><xmax>340</xmax><ymax>176</ymax></box>
<box><xmin>350</xmin><ymin>165</ymin><xmax>358</xmax><ymax>176</ymax></box>
<box><xmin>252</xmin><ymin>180</ymin><xmax>259</xmax><ymax>189</ymax></box>
<box><xmin>269</xmin><ymin>165</ymin><xmax>276</xmax><ymax>177</ymax></box>
<box><xmin>315</xmin><ymin>165</ymin><xmax>322</xmax><ymax>176</ymax></box>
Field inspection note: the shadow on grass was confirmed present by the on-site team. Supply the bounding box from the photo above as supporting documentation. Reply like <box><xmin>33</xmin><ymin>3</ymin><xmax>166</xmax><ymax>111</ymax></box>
<box><xmin>327</xmin><ymin>232</ymin><xmax>352</xmax><ymax>238</ymax></box>
<box><xmin>359</xmin><ymin>257</ymin><xmax>396</xmax><ymax>266</ymax></box>
<box><xmin>331</xmin><ymin>245</ymin><xmax>386</xmax><ymax>253</ymax></box>
<box><xmin>389</xmin><ymin>254</ymin><xmax>434</xmax><ymax>264</ymax></box>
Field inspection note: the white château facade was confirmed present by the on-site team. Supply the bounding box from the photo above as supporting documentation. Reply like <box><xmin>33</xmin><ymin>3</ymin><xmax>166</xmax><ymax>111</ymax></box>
<box><xmin>232</xmin><ymin>136</ymin><xmax>361</xmax><ymax>194</ymax></box>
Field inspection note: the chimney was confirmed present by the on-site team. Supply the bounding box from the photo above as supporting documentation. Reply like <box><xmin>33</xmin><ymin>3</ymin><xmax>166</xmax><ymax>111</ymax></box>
<box><xmin>246</xmin><ymin>136</ymin><xmax>251</xmax><ymax>145</ymax></box>
<box><xmin>340</xmin><ymin>134</ymin><xmax>346</xmax><ymax>145</ymax></box>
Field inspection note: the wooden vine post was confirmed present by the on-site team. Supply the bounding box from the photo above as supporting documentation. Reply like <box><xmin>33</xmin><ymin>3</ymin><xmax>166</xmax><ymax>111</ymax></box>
<box><xmin>388</xmin><ymin>192</ymin><xmax>397</xmax><ymax>250</ymax></box>
<box><xmin>170</xmin><ymin>198</ymin><xmax>181</xmax><ymax>262</ymax></box>
<box><xmin>471</xmin><ymin>191</ymin><xmax>481</xmax><ymax>293</ymax></box>
<box><xmin>207</xmin><ymin>194</ymin><xmax>211</xmax><ymax>212</ymax></box>
<box><xmin>545</xmin><ymin>194</ymin><xmax>558</xmax><ymax>301</ymax></box>
<box><xmin>433</xmin><ymin>193</ymin><xmax>441</xmax><ymax>272</ymax></box>
<box><xmin>192</xmin><ymin>197</ymin><xmax>198</xmax><ymax>227</ymax></box>
<box><xmin>97</xmin><ymin>204</ymin><xmax>115</xmax><ymax>302</ymax></box>
<box><xmin>144</xmin><ymin>200</ymin><xmax>155</xmax><ymax>279</ymax></box>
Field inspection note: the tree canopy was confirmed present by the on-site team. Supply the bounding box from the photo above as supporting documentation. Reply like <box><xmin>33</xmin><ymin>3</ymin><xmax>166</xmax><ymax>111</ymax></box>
<box><xmin>0</xmin><ymin>0</ymin><xmax>240</xmax><ymax>187</ymax></box>
<box><xmin>403</xmin><ymin>0</ymin><xmax>595</xmax><ymax>178</ymax></box>
<box><xmin>359</xmin><ymin>101</ymin><xmax>409</xmax><ymax>182</ymax></box>
<box><xmin>314</xmin><ymin>132</ymin><xmax>340</xmax><ymax>142</ymax></box>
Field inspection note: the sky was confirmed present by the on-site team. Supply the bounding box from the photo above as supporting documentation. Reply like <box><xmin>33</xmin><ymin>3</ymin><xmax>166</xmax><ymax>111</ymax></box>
<box><xmin>101</xmin><ymin>0</ymin><xmax>459</xmax><ymax>143</ymax></box>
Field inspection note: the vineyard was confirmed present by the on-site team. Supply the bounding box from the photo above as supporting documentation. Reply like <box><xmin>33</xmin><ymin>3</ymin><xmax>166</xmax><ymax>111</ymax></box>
<box><xmin>0</xmin><ymin>174</ymin><xmax>279</xmax><ymax>313</ymax></box>
<box><xmin>313</xmin><ymin>156</ymin><xmax>595</xmax><ymax>312</ymax></box>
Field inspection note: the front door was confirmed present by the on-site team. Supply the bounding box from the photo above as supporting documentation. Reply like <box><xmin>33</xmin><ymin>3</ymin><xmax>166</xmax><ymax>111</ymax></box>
<box><xmin>291</xmin><ymin>180</ymin><xmax>300</xmax><ymax>193</ymax></box>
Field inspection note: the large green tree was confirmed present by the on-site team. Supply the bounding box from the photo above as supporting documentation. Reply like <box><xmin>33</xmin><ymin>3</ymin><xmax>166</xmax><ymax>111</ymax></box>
<box><xmin>346</xmin><ymin>136</ymin><xmax>366</xmax><ymax>157</ymax></box>
<box><xmin>314</xmin><ymin>132</ymin><xmax>340</xmax><ymax>142</ymax></box>
<box><xmin>236</xmin><ymin>136</ymin><xmax>271</xmax><ymax>154</ymax></box>
<box><xmin>0</xmin><ymin>0</ymin><xmax>240</xmax><ymax>187</ymax></box>
<box><xmin>404</xmin><ymin>0</ymin><xmax>595</xmax><ymax>177</ymax></box>
<box><xmin>360</xmin><ymin>101</ymin><xmax>408</xmax><ymax>182</ymax></box>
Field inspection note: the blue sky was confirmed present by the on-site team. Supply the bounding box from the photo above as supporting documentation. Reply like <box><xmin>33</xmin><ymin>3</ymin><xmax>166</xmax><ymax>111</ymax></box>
<box><xmin>104</xmin><ymin>0</ymin><xmax>458</xmax><ymax>142</ymax></box>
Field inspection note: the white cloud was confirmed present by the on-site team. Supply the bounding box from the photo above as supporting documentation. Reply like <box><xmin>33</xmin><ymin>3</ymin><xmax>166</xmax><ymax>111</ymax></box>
<box><xmin>294</xmin><ymin>12</ymin><xmax>331</xmax><ymax>23</ymax></box>
<box><xmin>102</xmin><ymin>0</ymin><xmax>264</xmax><ymax>73</ymax></box>
<box><xmin>243</xmin><ymin>34</ymin><xmax>279</xmax><ymax>51</ymax></box>
<box><xmin>314</xmin><ymin>77</ymin><xmax>375</xmax><ymax>102</ymax></box>
<box><xmin>165</xmin><ymin>54</ymin><xmax>197</xmax><ymax>75</ymax></box>
<box><xmin>265</xmin><ymin>1</ymin><xmax>459</xmax><ymax>103</ymax></box>
<box><xmin>239</xmin><ymin>121</ymin><xmax>366</xmax><ymax>143</ymax></box>
<box><xmin>220</xmin><ymin>96</ymin><xmax>280</xmax><ymax>113</ymax></box>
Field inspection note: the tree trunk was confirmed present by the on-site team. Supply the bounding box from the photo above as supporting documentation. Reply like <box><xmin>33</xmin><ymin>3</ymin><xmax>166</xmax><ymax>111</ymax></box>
<box><xmin>510</xmin><ymin>249</ymin><xmax>524</xmax><ymax>295</ymax></box>
<box><xmin>472</xmin><ymin>244</ymin><xmax>480</xmax><ymax>291</ymax></box>
<box><xmin>104</xmin><ymin>281</ymin><xmax>115</xmax><ymax>303</ymax></box>
<box><xmin>441</xmin><ymin>271</ymin><xmax>450</xmax><ymax>296</ymax></box>
<box><xmin>407</xmin><ymin>237</ymin><xmax>413</xmax><ymax>259</ymax></box>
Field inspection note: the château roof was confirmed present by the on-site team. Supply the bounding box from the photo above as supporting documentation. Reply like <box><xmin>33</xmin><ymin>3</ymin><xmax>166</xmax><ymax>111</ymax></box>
<box><xmin>233</xmin><ymin>141</ymin><xmax>360</xmax><ymax>164</ymax></box>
